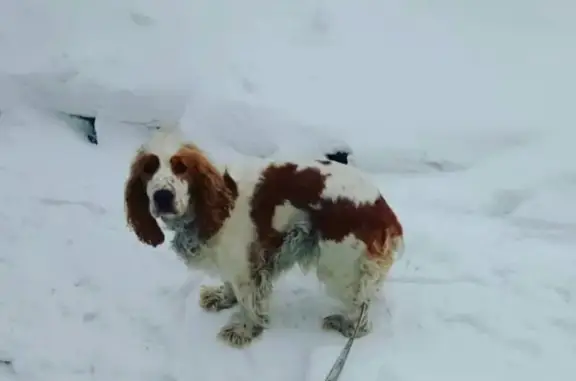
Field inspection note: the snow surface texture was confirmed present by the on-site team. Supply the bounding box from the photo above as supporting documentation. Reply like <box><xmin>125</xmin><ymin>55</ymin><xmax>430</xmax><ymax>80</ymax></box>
<box><xmin>1</xmin><ymin>0</ymin><xmax>576</xmax><ymax>380</ymax></box>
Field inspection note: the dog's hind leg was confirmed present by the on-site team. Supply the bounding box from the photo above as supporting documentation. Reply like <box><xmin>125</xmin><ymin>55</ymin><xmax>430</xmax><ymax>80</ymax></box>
<box><xmin>318</xmin><ymin>237</ymin><xmax>396</xmax><ymax>338</ymax></box>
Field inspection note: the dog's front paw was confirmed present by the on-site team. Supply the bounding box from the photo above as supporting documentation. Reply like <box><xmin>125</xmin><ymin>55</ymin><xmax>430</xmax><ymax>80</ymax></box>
<box><xmin>199</xmin><ymin>285</ymin><xmax>238</xmax><ymax>312</ymax></box>
<box><xmin>218</xmin><ymin>321</ymin><xmax>264</xmax><ymax>348</ymax></box>
<box><xmin>322</xmin><ymin>314</ymin><xmax>372</xmax><ymax>338</ymax></box>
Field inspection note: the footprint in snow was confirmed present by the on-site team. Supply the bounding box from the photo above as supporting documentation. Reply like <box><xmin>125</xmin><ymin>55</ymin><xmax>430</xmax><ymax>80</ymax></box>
<box><xmin>37</xmin><ymin>197</ymin><xmax>107</xmax><ymax>215</ymax></box>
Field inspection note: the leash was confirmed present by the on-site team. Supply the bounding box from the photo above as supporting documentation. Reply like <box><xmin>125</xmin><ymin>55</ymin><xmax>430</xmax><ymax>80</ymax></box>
<box><xmin>324</xmin><ymin>302</ymin><xmax>368</xmax><ymax>381</ymax></box>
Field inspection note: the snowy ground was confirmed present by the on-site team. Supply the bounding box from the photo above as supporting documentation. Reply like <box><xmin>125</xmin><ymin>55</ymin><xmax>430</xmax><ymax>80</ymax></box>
<box><xmin>1</xmin><ymin>1</ymin><xmax>576</xmax><ymax>380</ymax></box>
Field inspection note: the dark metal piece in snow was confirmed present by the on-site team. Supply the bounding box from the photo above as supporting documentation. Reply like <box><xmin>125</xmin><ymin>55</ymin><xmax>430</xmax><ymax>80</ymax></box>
<box><xmin>325</xmin><ymin>151</ymin><xmax>349</xmax><ymax>165</ymax></box>
<box><xmin>324</xmin><ymin>302</ymin><xmax>368</xmax><ymax>381</ymax></box>
<box><xmin>69</xmin><ymin>114</ymin><xmax>98</xmax><ymax>145</ymax></box>
<box><xmin>0</xmin><ymin>357</ymin><xmax>15</xmax><ymax>374</ymax></box>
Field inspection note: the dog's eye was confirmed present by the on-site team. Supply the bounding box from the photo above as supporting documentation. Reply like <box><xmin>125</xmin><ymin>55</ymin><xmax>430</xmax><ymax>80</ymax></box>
<box><xmin>142</xmin><ymin>155</ymin><xmax>159</xmax><ymax>175</ymax></box>
<box><xmin>171</xmin><ymin>158</ymin><xmax>187</xmax><ymax>175</ymax></box>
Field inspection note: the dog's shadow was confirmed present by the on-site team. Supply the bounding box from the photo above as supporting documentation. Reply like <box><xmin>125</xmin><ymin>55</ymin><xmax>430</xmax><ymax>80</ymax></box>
<box><xmin>268</xmin><ymin>280</ymin><xmax>337</xmax><ymax>332</ymax></box>
<box><xmin>164</xmin><ymin>274</ymin><xmax>395</xmax><ymax>380</ymax></box>
<box><xmin>162</xmin><ymin>276</ymin><xmax>335</xmax><ymax>379</ymax></box>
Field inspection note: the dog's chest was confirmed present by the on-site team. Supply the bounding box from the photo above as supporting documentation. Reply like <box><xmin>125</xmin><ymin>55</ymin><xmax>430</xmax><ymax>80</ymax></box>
<box><xmin>165</xmin><ymin>213</ymin><xmax>253</xmax><ymax>280</ymax></box>
<box><xmin>163</xmin><ymin>219</ymin><xmax>214</xmax><ymax>271</ymax></box>
<box><xmin>169</xmin><ymin>226</ymin><xmax>246</xmax><ymax>278</ymax></box>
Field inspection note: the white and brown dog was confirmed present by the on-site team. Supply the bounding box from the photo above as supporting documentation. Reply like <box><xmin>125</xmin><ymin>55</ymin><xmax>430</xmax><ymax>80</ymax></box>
<box><xmin>124</xmin><ymin>130</ymin><xmax>404</xmax><ymax>347</ymax></box>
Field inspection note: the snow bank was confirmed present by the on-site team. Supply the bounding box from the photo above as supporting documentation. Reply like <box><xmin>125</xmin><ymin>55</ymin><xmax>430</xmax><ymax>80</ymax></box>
<box><xmin>2</xmin><ymin>0</ymin><xmax>575</xmax><ymax>171</ymax></box>
<box><xmin>177</xmin><ymin>93</ymin><xmax>351</xmax><ymax>162</ymax></box>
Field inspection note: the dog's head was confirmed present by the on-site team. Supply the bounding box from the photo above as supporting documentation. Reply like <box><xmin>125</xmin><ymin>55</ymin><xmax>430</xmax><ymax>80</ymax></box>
<box><xmin>124</xmin><ymin>132</ymin><xmax>236</xmax><ymax>246</ymax></box>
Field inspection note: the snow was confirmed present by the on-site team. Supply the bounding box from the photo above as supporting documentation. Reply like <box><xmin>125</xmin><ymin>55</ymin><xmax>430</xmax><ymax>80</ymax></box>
<box><xmin>1</xmin><ymin>0</ymin><xmax>576</xmax><ymax>380</ymax></box>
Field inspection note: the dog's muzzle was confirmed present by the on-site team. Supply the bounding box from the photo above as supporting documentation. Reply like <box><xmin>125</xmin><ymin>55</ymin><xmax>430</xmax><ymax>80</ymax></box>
<box><xmin>153</xmin><ymin>189</ymin><xmax>175</xmax><ymax>214</ymax></box>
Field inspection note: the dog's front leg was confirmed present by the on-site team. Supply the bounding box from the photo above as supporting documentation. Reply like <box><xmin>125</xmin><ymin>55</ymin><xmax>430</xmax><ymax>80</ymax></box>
<box><xmin>199</xmin><ymin>282</ymin><xmax>238</xmax><ymax>311</ymax></box>
<box><xmin>218</xmin><ymin>277</ymin><xmax>272</xmax><ymax>348</ymax></box>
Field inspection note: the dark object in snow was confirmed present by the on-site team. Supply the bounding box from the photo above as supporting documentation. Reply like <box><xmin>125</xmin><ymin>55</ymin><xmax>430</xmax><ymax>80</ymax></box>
<box><xmin>0</xmin><ymin>357</ymin><xmax>15</xmax><ymax>375</ymax></box>
<box><xmin>68</xmin><ymin>114</ymin><xmax>98</xmax><ymax>145</ymax></box>
<box><xmin>325</xmin><ymin>150</ymin><xmax>349</xmax><ymax>165</ymax></box>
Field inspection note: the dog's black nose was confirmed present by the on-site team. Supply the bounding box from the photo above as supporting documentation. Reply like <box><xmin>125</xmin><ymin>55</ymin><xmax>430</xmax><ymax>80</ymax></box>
<box><xmin>153</xmin><ymin>189</ymin><xmax>174</xmax><ymax>212</ymax></box>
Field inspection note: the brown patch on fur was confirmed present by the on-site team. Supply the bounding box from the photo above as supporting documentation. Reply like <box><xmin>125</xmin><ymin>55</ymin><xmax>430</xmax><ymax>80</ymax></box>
<box><xmin>249</xmin><ymin>163</ymin><xmax>402</xmax><ymax>268</ymax></box>
<box><xmin>316</xmin><ymin>197</ymin><xmax>402</xmax><ymax>258</ymax></box>
<box><xmin>250</xmin><ymin>164</ymin><xmax>328</xmax><ymax>252</ymax></box>
<box><xmin>124</xmin><ymin>152</ymin><xmax>165</xmax><ymax>247</ymax></box>
<box><xmin>173</xmin><ymin>144</ymin><xmax>238</xmax><ymax>241</ymax></box>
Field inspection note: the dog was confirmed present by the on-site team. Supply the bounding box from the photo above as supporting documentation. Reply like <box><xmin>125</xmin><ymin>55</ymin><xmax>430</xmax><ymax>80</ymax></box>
<box><xmin>124</xmin><ymin>130</ymin><xmax>404</xmax><ymax>347</ymax></box>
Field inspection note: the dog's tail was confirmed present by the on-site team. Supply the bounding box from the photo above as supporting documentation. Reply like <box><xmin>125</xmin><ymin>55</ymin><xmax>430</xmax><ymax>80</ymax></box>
<box><xmin>276</xmin><ymin>215</ymin><xmax>320</xmax><ymax>274</ymax></box>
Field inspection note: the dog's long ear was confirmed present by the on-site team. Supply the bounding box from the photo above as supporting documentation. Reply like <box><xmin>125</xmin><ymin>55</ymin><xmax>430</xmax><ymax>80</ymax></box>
<box><xmin>176</xmin><ymin>144</ymin><xmax>236</xmax><ymax>241</ymax></box>
<box><xmin>124</xmin><ymin>153</ymin><xmax>165</xmax><ymax>247</ymax></box>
